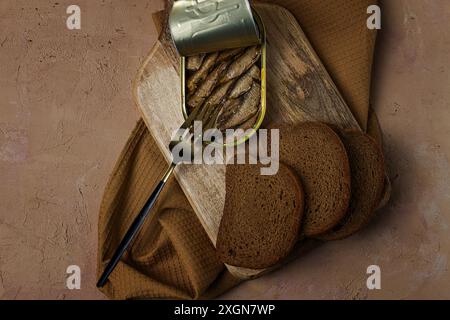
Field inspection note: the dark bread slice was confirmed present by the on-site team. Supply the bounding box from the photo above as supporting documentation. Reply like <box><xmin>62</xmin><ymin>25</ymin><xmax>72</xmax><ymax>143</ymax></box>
<box><xmin>217</xmin><ymin>162</ymin><xmax>304</xmax><ymax>269</ymax></box>
<box><xmin>272</xmin><ymin>122</ymin><xmax>351</xmax><ymax>237</ymax></box>
<box><xmin>316</xmin><ymin>130</ymin><xmax>385</xmax><ymax>240</ymax></box>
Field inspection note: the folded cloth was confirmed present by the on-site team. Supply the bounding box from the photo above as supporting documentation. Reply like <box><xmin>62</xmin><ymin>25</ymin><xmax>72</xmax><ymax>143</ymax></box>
<box><xmin>97</xmin><ymin>0</ymin><xmax>380</xmax><ymax>299</ymax></box>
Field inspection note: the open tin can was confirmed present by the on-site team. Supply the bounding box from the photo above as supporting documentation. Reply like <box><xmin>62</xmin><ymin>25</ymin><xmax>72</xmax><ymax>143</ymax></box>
<box><xmin>170</xmin><ymin>0</ymin><xmax>267</xmax><ymax>146</ymax></box>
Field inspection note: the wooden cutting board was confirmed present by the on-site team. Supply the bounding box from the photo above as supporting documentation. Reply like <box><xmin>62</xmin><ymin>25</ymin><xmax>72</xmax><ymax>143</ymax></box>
<box><xmin>133</xmin><ymin>3</ymin><xmax>361</xmax><ymax>279</ymax></box>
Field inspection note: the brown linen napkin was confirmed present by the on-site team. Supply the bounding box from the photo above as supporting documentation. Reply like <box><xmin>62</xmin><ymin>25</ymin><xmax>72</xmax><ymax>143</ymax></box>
<box><xmin>97</xmin><ymin>0</ymin><xmax>380</xmax><ymax>299</ymax></box>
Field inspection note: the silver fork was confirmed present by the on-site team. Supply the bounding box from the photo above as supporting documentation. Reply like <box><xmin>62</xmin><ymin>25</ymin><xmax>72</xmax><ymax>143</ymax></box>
<box><xmin>97</xmin><ymin>102</ymin><xmax>219</xmax><ymax>287</ymax></box>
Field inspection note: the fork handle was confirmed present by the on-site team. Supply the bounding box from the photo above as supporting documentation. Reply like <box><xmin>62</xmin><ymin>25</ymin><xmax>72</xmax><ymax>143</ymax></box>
<box><xmin>96</xmin><ymin>163</ymin><xmax>176</xmax><ymax>288</ymax></box>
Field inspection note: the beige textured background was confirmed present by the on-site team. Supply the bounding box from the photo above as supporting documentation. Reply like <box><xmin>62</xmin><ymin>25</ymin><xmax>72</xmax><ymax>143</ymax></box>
<box><xmin>1</xmin><ymin>0</ymin><xmax>449</xmax><ymax>299</ymax></box>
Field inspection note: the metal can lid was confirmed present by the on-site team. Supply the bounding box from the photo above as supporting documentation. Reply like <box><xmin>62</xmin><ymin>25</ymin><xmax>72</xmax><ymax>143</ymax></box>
<box><xmin>169</xmin><ymin>0</ymin><xmax>260</xmax><ymax>56</ymax></box>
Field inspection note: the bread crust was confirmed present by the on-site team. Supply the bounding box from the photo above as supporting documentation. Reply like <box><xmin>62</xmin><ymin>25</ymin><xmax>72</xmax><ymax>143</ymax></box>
<box><xmin>217</xmin><ymin>162</ymin><xmax>305</xmax><ymax>269</ymax></box>
<box><xmin>272</xmin><ymin>122</ymin><xmax>352</xmax><ymax>237</ymax></box>
<box><xmin>316</xmin><ymin>130</ymin><xmax>385</xmax><ymax>240</ymax></box>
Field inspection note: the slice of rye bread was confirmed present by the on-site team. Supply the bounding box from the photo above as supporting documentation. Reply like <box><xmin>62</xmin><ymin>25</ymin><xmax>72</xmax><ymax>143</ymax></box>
<box><xmin>216</xmin><ymin>162</ymin><xmax>304</xmax><ymax>269</ymax></box>
<box><xmin>316</xmin><ymin>130</ymin><xmax>385</xmax><ymax>241</ymax></box>
<box><xmin>270</xmin><ymin>122</ymin><xmax>352</xmax><ymax>237</ymax></box>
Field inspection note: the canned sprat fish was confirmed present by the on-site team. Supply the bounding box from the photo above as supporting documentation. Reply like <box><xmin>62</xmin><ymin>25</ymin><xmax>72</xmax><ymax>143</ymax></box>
<box><xmin>169</xmin><ymin>1</ymin><xmax>266</xmax><ymax>145</ymax></box>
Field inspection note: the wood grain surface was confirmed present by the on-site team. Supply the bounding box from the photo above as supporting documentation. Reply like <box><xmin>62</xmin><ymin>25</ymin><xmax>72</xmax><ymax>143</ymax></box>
<box><xmin>133</xmin><ymin>3</ymin><xmax>361</xmax><ymax>279</ymax></box>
